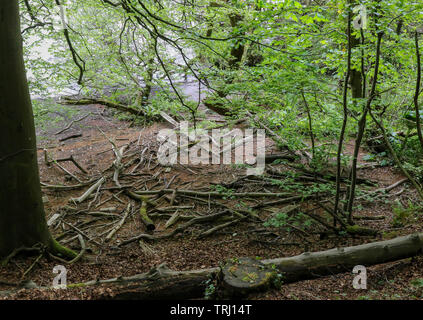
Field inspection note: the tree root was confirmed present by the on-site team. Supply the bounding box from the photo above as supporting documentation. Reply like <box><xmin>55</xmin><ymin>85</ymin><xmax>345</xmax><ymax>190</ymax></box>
<box><xmin>49</xmin><ymin>239</ymin><xmax>78</xmax><ymax>260</ymax></box>
<box><xmin>119</xmin><ymin>210</ymin><xmax>233</xmax><ymax>246</ymax></box>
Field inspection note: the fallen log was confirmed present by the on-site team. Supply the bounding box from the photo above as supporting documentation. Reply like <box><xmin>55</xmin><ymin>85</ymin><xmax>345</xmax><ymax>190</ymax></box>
<box><xmin>267</xmin><ymin>167</ymin><xmax>378</xmax><ymax>186</ymax></box>
<box><xmin>263</xmin><ymin>232</ymin><xmax>423</xmax><ymax>283</ymax></box>
<box><xmin>3</xmin><ymin>233</ymin><xmax>423</xmax><ymax>299</ymax></box>
<box><xmin>59</xmin><ymin>97</ymin><xmax>150</xmax><ymax>118</ymax></box>
<box><xmin>59</xmin><ymin>133</ymin><xmax>83</xmax><ymax>142</ymax></box>
<box><xmin>108</xmin><ymin>232</ymin><xmax>423</xmax><ymax>298</ymax></box>
<box><xmin>69</xmin><ymin>263</ymin><xmax>218</xmax><ymax>300</ymax></box>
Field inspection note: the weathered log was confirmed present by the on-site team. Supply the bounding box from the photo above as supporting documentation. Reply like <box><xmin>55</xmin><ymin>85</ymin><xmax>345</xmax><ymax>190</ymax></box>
<box><xmin>164</xmin><ymin>211</ymin><xmax>181</xmax><ymax>229</ymax></box>
<box><xmin>67</xmin><ymin>263</ymin><xmax>218</xmax><ymax>300</ymax></box>
<box><xmin>59</xmin><ymin>97</ymin><xmax>150</xmax><ymax>117</ymax></box>
<box><xmin>114</xmin><ymin>232</ymin><xmax>423</xmax><ymax>298</ymax></box>
<box><xmin>59</xmin><ymin>133</ymin><xmax>82</xmax><ymax>142</ymax></box>
<box><xmin>0</xmin><ymin>264</ymin><xmax>218</xmax><ymax>300</ymax></box>
<box><xmin>3</xmin><ymin>233</ymin><xmax>423</xmax><ymax>299</ymax></box>
<box><xmin>262</xmin><ymin>232</ymin><xmax>423</xmax><ymax>283</ymax></box>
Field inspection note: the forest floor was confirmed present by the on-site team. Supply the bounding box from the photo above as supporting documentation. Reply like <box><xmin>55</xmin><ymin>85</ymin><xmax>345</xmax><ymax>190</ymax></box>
<box><xmin>1</xmin><ymin>102</ymin><xmax>423</xmax><ymax>300</ymax></box>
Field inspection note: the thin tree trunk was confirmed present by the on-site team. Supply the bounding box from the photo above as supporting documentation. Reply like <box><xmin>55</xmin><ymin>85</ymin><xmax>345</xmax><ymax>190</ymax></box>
<box><xmin>369</xmin><ymin>110</ymin><xmax>423</xmax><ymax>200</ymax></box>
<box><xmin>301</xmin><ymin>90</ymin><xmax>315</xmax><ymax>162</ymax></box>
<box><xmin>349</xmin><ymin>1</ymin><xmax>363</xmax><ymax>99</ymax></box>
<box><xmin>346</xmin><ymin>32</ymin><xmax>383</xmax><ymax>223</ymax></box>
<box><xmin>414</xmin><ymin>31</ymin><xmax>423</xmax><ymax>152</ymax></box>
<box><xmin>334</xmin><ymin>6</ymin><xmax>352</xmax><ymax>218</ymax></box>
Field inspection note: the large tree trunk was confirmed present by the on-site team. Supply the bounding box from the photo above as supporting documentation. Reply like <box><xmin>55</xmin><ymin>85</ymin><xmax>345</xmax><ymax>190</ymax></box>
<box><xmin>0</xmin><ymin>1</ymin><xmax>75</xmax><ymax>259</ymax></box>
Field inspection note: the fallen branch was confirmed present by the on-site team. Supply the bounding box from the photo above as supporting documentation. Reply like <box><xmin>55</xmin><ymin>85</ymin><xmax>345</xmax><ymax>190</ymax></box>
<box><xmin>68</xmin><ymin>235</ymin><xmax>86</xmax><ymax>264</ymax></box>
<box><xmin>59</xmin><ymin>133</ymin><xmax>83</xmax><ymax>142</ymax></box>
<box><xmin>252</xmin><ymin>194</ymin><xmax>318</xmax><ymax>209</ymax></box>
<box><xmin>197</xmin><ymin>219</ymin><xmax>242</xmax><ymax>239</ymax></box>
<box><xmin>71</xmin><ymin>177</ymin><xmax>105</xmax><ymax>204</ymax></box>
<box><xmin>55</xmin><ymin>155</ymin><xmax>88</xmax><ymax>174</ymax></box>
<box><xmin>41</xmin><ymin>181</ymin><xmax>93</xmax><ymax>190</ymax></box>
<box><xmin>133</xmin><ymin>189</ymin><xmax>292</xmax><ymax>199</ymax></box>
<box><xmin>105</xmin><ymin>203</ymin><xmax>131</xmax><ymax>242</ymax></box>
<box><xmin>53</xmin><ymin>161</ymin><xmax>81</xmax><ymax>183</ymax></box>
<box><xmin>55</xmin><ymin>113</ymin><xmax>91</xmax><ymax>135</ymax></box>
<box><xmin>119</xmin><ymin>210</ymin><xmax>232</xmax><ymax>246</ymax></box>
<box><xmin>164</xmin><ymin>210</ymin><xmax>181</xmax><ymax>229</ymax></box>
<box><xmin>60</xmin><ymin>97</ymin><xmax>149</xmax><ymax>117</ymax></box>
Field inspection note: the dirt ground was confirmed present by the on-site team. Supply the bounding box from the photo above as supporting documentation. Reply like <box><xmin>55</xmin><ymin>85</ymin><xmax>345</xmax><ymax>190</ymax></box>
<box><xmin>1</xmin><ymin>102</ymin><xmax>422</xmax><ymax>300</ymax></box>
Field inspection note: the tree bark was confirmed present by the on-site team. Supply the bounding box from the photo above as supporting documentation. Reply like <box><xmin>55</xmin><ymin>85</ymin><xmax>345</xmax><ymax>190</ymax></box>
<box><xmin>0</xmin><ymin>1</ymin><xmax>75</xmax><ymax>259</ymax></box>
<box><xmin>349</xmin><ymin>1</ymin><xmax>363</xmax><ymax>99</ymax></box>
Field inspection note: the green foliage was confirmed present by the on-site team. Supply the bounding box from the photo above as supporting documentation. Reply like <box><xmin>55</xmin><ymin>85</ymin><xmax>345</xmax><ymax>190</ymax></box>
<box><xmin>410</xmin><ymin>278</ymin><xmax>423</xmax><ymax>288</ymax></box>
<box><xmin>203</xmin><ymin>278</ymin><xmax>217</xmax><ymax>300</ymax></box>
<box><xmin>210</xmin><ymin>185</ymin><xmax>235</xmax><ymax>200</ymax></box>
<box><xmin>32</xmin><ymin>99</ymin><xmax>79</xmax><ymax>132</ymax></box>
<box><xmin>20</xmin><ymin>0</ymin><xmax>423</xmax><ymax>224</ymax></box>
<box><xmin>391</xmin><ymin>200</ymin><xmax>423</xmax><ymax>227</ymax></box>
<box><xmin>264</xmin><ymin>210</ymin><xmax>314</xmax><ymax>230</ymax></box>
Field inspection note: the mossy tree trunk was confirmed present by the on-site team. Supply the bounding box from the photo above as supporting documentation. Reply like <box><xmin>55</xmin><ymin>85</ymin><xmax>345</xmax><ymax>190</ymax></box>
<box><xmin>0</xmin><ymin>1</ymin><xmax>75</xmax><ymax>259</ymax></box>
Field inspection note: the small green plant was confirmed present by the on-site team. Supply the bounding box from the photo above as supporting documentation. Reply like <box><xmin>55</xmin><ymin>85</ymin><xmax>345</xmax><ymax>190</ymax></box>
<box><xmin>204</xmin><ymin>278</ymin><xmax>217</xmax><ymax>300</ymax></box>
<box><xmin>272</xmin><ymin>272</ymin><xmax>284</xmax><ymax>288</ymax></box>
<box><xmin>410</xmin><ymin>278</ymin><xmax>423</xmax><ymax>288</ymax></box>
<box><xmin>211</xmin><ymin>185</ymin><xmax>235</xmax><ymax>200</ymax></box>
<box><xmin>32</xmin><ymin>99</ymin><xmax>80</xmax><ymax>132</ymax></box>
<box><xmin>264</xmin><ymin>210</ymin><xmax>315</xmax><ymax>231</ymax></box>
<box><xmin>391</xmin><ymin>200</ymin><xmax>423</xmax><ymax>227</ymax></box>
